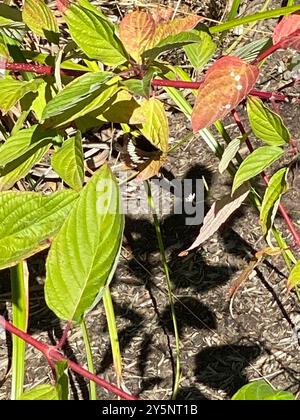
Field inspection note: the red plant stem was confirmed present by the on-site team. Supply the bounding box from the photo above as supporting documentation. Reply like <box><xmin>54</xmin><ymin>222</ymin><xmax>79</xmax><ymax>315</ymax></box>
<box><xmin>0</xmin><ymin>60</ymin><xmax>291</xmax><ymax>103</ymax></box>
<box><xmin>231</xmin><ymin>109</ymin><xmax>300</xmax><ymax>249</ymax></box>
<box><xmin>56</xmin><ymin>321</ymin><xmax>72</xmax><ymax>349</ymax></box>
<box><xmin>0</xmin><ymin>315</ymin><xmax>138</xmax><ymax>400</ymax></box>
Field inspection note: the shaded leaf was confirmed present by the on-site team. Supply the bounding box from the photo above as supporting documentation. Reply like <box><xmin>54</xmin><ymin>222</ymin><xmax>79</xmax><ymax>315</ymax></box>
<box><xmin>232</xmin><ymin>381</ymin><xmax>294</xmax><ymax>400</ymax></box>
<box><xmin>179</xmin><ymin>186</ymin><xmax>249</xmax><ymax>256</ymax></box>
<box><xmin>45</xmin><ymin>165</ymin><xmax>124</xmax><ymax>323</ymax></box>
<box><xmin>0</xmin><ymin>189</ymin><xmax>78</xmax><ymax>270</ymax></box>
<box><xmin>287</xmin><ymin>260</ymin><xmax>300</xmax><ymax>292</ymax></box>
<box><xmin>18</xmin><ymin>385</ymin><xmax>59</xmax><ymax>400</ymax></box>
<box><xmin>119</xmin><ymin>10</ymin><xmax>156</xmax><ymax>63</ymax></box>
<box><xmin>247</xmin><ymin>96</ymin><xmax>290</xmax><ymax>146</ymax></box>
<box><xmin>23</xmin><ymin>0</ymin><xmax>59</xmax><ymax>44</ymax></box>
<box><xmin>260</xmin><ymin>168</ymin><xmax>288</xmax><ymax>238</ymax></box>
<box><xmin>192</xmin><ymin>56</ymin><xmax>259</xmax><ymax>131</ymax></box>
<box><xmin>64</xmin><ymin>4</ymin><xmax>127</xmax><ymax>66</ymax></box>
<box><xmin>232</xmin><ymin>146</ymin><xmax>284</xmax><ymax>193</ymax></box>
<box><xmin>0</xmin><ymin>4</ymin><xmax>22</xmax><ymax>27</ymax></box>
<box><xmin>51</xmin><ymin>133</ymin><xmax>84</xmax><ymax>191</ymax></box>
<box><xmin>0</xmin><ymin>78</ymin><xmax>43</xmax><ymax>114</ymax></box>
<box><xmin>55</xmin><ymin>361</ymin><xmax>69</xmax><ymax>400</ymax></box>
<box><xmin>136</xmin><ymin>154</ymin><xmax>167</xmax><ymax>181</ymax></box>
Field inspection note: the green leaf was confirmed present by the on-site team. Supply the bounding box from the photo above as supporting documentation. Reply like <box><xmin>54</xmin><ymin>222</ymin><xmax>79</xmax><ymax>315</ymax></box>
<box><xmin>232</xmin><ymin>146</ymin><xmax>284</xmax><ymax>193</ymax></box>
<box><xmin>23</xmin><ymin>0</ymin><xmax>59</xmax><ymax>44</ymax></box>
<box><xmin>42</xmin><ymin>71</ymin><xmax>113</xmax><ymax>127</ymax></box>
<box><xmin>45</xmin><ymin>164</ymin><xmax>124</xmax><ymax>323</ymax></box>
<box><xmin>55</xmin><ymin>361</ymin><xmax>69</xmax><ymax>401</ymax></box>
<box><xmin>287</xmin><ymin>260</ymin><xmax>300</xmax><ymax>291</ymax></box>
<box><xmin>137</xmin><ymin>97</ymin><xmax>169</xmax><ymax>153</ymax></box>
<box><xmin>122</xmin><ymin>67</ymin><xmax>160</xmax><ymax>97</ymax></box>
<box><xmin>234</xmin><ymin>38</ymin><xmax>271</xmax><ymax>62</ymax></box>
<box><xmin>143</xmin><ymin>31</ymin><xmax>204</xmax><ymax>62</ymax></box>
<box><xmin>18</xmin><ymin>385</ymin><xmax>59</xmax><ymax>400</ymax></box>
<box><xmin>52</xmin><ymin>133</ymin><xmax>84</xmax><ymax>191</ymax></box>
<box><xmin>260</xmin><ymin>168</ymin><xmax>288</xmax><ymax>237</ymax></box>
<box><xmin>0</xmin><ymin>78</ymin><xmax>43</xmax><ymax>113</ymax></box>
<box><xmin>30</xmin><ymin>80</ymin><xmax>55</xmax><ymax>121</ymax></box>
<box><xmin>247</xmin><ymin>96</ymin><xmax>290</xmax><ymax>146</ymax></box>
<box><xmin>0</xmin><ymin>189</ymin><xmax>78</xmax><ymax>270</ymax></box>
<box><xmin>0</xmin><ymin>125</ymin><xmax>56</xmax><ymax>167</ymax></box>
<box><xmin>219</xmin><ymin>137</ymin><xmax>241</xmax><ymax>174</ymax></box>
<box><xmin>184</xmin><ymin>27</ymin><xmax>216</xmax><ymax>70</ymax></box>
<box><xmin>64</xmin><ymin>4</ymin><xmax>127</xmax><ymax>66</ymax></box>
<box><xmin>232</xmin><ymin>381</ymin><xmax>295</xmax><ymax>400</ymax></box>
<box><xmin>0</xmin><ymin>4</ymin><xmax>22</xmax><ymax>27</ymax></box>
<box><xmin>0</xmin><ymin>144</ymin><xmax>50</xmax><ymax>191</ymax></box>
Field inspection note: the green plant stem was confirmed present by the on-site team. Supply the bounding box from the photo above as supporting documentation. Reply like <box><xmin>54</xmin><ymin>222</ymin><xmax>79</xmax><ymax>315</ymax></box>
<box><xmin>103</xmin><ymin>287</ymin><xmax>122</xmax><ymax>389</ymax></box>
<box><xmin>80</xmin><ymin>319</ymin><xmax>97</xmax><ymax>400</ymax></box>
<box><xmin>210</xmin><ymin>4</ymin><xmax>300</xmax><ymax>34</ymax></box>
<box><xmin>10</xmin><ymin>261</ymin><xmax>28</xmax><ymax>400</ymax></box>
<box><xmin>227</xmin><ymin>0</ymin><xmax>241</xmax><ymax>21</ymax></box>
<box><xmin>145</xmin><ymin>181</ymin><xmax>181</xmax><ymax>400</ymax></box>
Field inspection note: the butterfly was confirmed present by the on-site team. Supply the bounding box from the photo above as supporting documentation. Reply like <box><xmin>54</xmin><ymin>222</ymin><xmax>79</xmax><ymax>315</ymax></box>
<box><xmin>116</xmin><ymin>136</ymin><xmax>162</xmax><ymax>171</ymax></box>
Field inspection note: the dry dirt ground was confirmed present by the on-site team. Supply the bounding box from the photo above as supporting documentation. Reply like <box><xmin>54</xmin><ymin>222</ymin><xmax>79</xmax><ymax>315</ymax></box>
<box><xmin>1</xmin><ymin>0</ymin><xmax>300</xmax><ymax>400</ymax></box>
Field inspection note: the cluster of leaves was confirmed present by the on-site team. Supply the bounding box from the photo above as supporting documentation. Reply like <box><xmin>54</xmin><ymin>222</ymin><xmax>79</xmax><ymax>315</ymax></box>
<box><xmin>0</xmin><ymin>0</ymin><xmax>300</xmax><ymax>400</ymax></box>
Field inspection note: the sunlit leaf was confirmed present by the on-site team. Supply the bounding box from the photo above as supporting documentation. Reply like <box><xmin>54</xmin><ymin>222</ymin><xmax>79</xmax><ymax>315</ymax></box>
<box><xmin>23</xmin><ymin>0</ymin><xmax>59</xmax><ymax>44</ymax></box>
<box><xmin>0</xmin><ymin>78</ymin><xmax>43</xmax><ymax>114</ymax></box>
<box><xmin>45</xmin><ymin>165</ymin><xmax>124</xmax><ymax>323</ymax></box>
<box><xmin>184</xmin><ymin>27</ymin><xmax>216</xmax><ymax>70</ymax></box>
<box><xmin>219</xmin><ymin>137</ymin><xmax>241</xmax><ymax>174</ymax></box>
<box><xmin>55</xmin><ymin>361</ymin><xmax>69</xmax><ymax>401</ymax></box>
<box><xmin>192</xmin><ymin>56</ymin><xmax>259</xmax><ymax>131</ymax></box>
<box><xmin>63</xmin><ymin>4</ymin><xmax>127</xmax><ymax>65</ymax></box>
<box><xmin>0</xmin><ymin>189</ymin><xmax>78</xmax><ymax>269</ymax></box>
<box><xmin>287</xmin><ymin>260</ymin><xmax>300</xmax><ymax>292</ymax></box>
<box><xmin>0</xmin><ymin>4</ymin><xmax>22</xmax><ymax>27</ymax></box>
<box><xmin>18</xmin><ymin>385</ymin><xmax>59</xmax><ymax>400</ymax></box>
<box><xmin>151</xmin><ymin>15</ymin><xmax>203</xmax><ymax>46</ymax></box>
<box><xmin>232</xmin><ymin>146</ymin><xmax>284</xmax><ymax>193</ymax></box>
<box><xmin>273</xmin><ymin>13</ymin><xmax>300</xmax><ymax>51</ymax></box>
<box><xmin>247</xmin><ymin>96</ymin><xmax>290</xmax><ymax>146</ymax></box>
<box><xmin>51</xmin><ymin>133</ymin><xmax>84</xmax><ymax>191</ymax></box>
<box><xmin>232</xmin><ymin>381</ymin><xmax>294</xmax><ymax>400</ymax></box>
<box><xmin>260</xmin><ymin>168</ymin><xmax>289</xmax><ymax>238</ymax></box>
<box><xmin>234</xmin><ymin>38</ymin><xmax>271</xmax><ymax>62</ymax></box>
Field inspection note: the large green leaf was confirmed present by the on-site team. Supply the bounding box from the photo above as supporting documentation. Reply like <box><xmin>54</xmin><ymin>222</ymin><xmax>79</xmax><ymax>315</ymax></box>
<box><xmin>232</xmin><ymin>381</ymin><xmax>294</xmax><ymax>400</ymax></box>
<box><xmin>51</xmin><ymin>134</ymin><xmax>84</xmax><ymax>191</ymax></box>
<box><xmin>184</xmin><ymin>28</ymin><xmax>216</xmax><ymax>70</ymax></box>
<box><xmin>0</xmin><ymin>4</ymin><xmax>22</xmax><ymax>27</ymax></box>
<box><xmin>232</xmin><ymin>146</ymin><xmax>284</xmax><ymax>193</ymax></box>
<box><xmin>0</xmin><ymin>78</ymin><xmax>43</xmax><ymax>113</ymax></box>
<box><xmin>260</xmin><ymin>168</ymin><xmax>288</xmax><ymax>237</ymax></box>
<box><xmin>45</xmin><ymin>165</ymin><xmax>124</xmax><ymax>323</ymax></box>
<box><xmin>247</xmin><ymin>96</ymin><xmax>290</xmax><ymax>146</ymax></box>
<box><xmin>23</xmin><ymin>0</ymin><xmax>59</xmax><ymax>44</ymax></box>
<box><xmin>64</xmin><ymin>4</ymin><xmax>127</xmax><ymax>66</ymax></box>
<box><xmin>42</xmin><ymin>71</ymin><xmax>113</xmax><ymax>127</ymax></box>
<box><xmin>143</xmin><ymin>31</ymin><xmax>204</xmax><ymax>62</ymax></box>
<box><xmin>18</xmin><ymin>385</ymin><xmax>59</xmax><ymax>400</ymax></box>
<box><xmin>0</xmin><ymin>125</ymin><xmax>56</xmax><ymax>167</ymax></box>
<box><xmin>287</xmin><ymin>261</ymin><xmax>300</xmax><ymax>291</ymax></box>
<box><xmin>0</xmin><ymin>144</ymin><xmax>50</xmax><ymax>191</ymax></box>
<box><xmin>0</xmin><ymin>189</ymin><xmax>78</xmax><ymax>270</ymax></box>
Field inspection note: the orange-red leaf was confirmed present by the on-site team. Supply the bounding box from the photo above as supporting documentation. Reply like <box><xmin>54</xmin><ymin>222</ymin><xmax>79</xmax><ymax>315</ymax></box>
<box><xmin>192</xmin><ymin>56</ymin><xmax>259</xmax><ymax>131</ymax></box>
<box><xmin>119</xmin><ymin>10</ymin><xmax>156</xmax><ymax>63</ymax></box>
<box><xmin>149</xmin><ymin>6</ymin><xmax>173</xmax><ymax>25</ymax></box>
<box><xmin>152</xmin><ymin>15</ymin><xmax>203</xmax><ymax>46</ymax></box>
<box><xmin>273</xmin><ymin>13</ymin><xmax>300</xmax><ymax>49</ymax></box>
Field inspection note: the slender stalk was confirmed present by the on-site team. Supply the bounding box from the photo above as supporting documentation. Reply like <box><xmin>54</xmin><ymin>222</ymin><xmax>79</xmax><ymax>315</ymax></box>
<box><xmin>0</xmin><ymin>316</ymin><xmax>137</xmax><ymax>400</ymax></box>
<box><xmin>10</xmin><ymin>262</ymin><xmax>28</xmax><ymax>400</ymax></box>
<box><xmin>145</xmin><ymin>181</ymin><xmax>181</xmax><ymax>400</ymax></box>
<box><xmin>81</xmin><ymin>319</ymin><xmax>97</xmax><ymax>400</ymax></box>
<box><xmin>210</xmin><ymin>5</ymin><xmax>300</xmax><ymax>34</ymax></box>
<box><xmin>103</xmin><ymin>287</ymin><xmax>123</xmax><ymax>389</ymax></box>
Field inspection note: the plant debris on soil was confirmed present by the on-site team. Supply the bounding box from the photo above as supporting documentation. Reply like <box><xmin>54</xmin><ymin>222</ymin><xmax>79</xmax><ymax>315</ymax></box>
<box><xmin>1</xmin><ymin>0</ymin><xmax>300</xmax><ymax>400</ymax></box>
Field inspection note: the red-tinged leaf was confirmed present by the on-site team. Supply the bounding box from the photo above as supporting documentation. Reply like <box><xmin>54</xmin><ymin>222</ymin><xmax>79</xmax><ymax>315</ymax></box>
<box><xmin>56</xmin><ymin>0</ymin><xmax>70</xmax><ymax>13</ymax></box>
<box><xmin>152</xmin><ymin>15</ymin><xmax>203</xmax><ymax>46</ymax></box>
<box><xmin>149</xmin><ymin>6</ymin><xmax>174</xmax><ymax>25</ymax></box>
<box><xmin>119</xmin><ymin>11</ymin><xmax>156</xmax><ymax>63</ymax></box>
<box><xmin>136</xmin><ymin>154</ymin><xmax>167</xmax><ymax>181</ymax></box>
<box><xmin>179</xmin><ymin>186</ymin><xmax>249</xmax><ymax>256</ymax></box>
<box><xmin>273</xmin><ymin>13</ymin><xmax>300</xmax><ymax>48</ymax></box>
<box><xmin>191</xmin><ymin>56</ymin><xmax>259</xmax><ymax>131</ymax></box>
